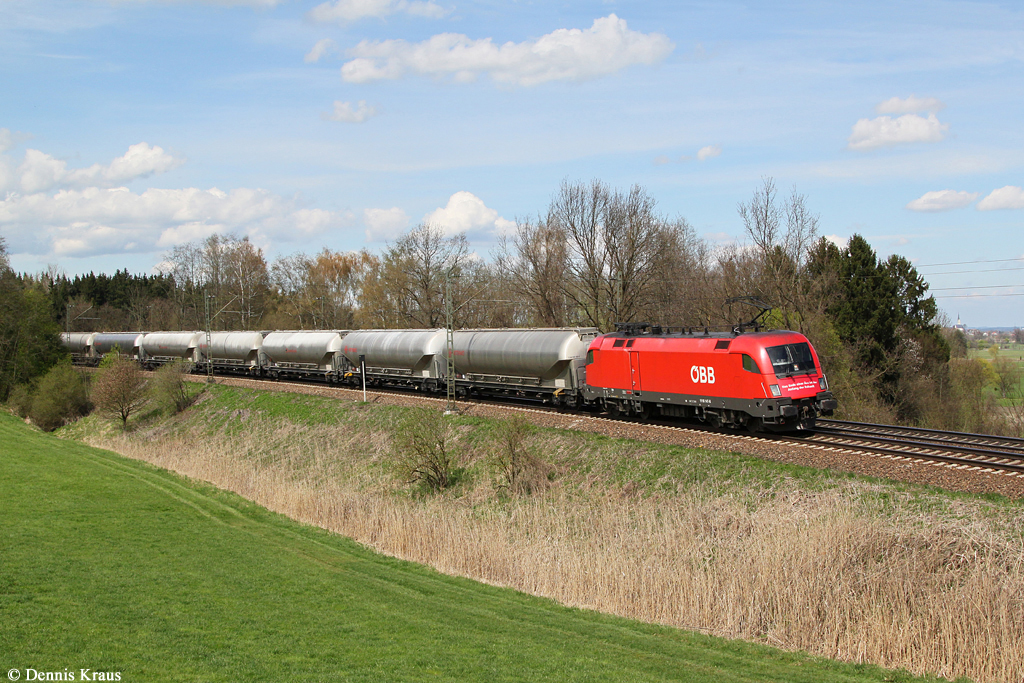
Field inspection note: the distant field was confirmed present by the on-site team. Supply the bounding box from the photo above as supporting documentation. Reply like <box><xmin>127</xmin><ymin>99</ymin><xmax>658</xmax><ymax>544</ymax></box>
<box><xmin>969</xmin><ymin>342</ymin><xmax>1024</xmax><ymax>405</ymax></box>
<box><xmin>0</xmin><ymin>412</ymin><xmax>938</xmax><ymax>683</ymax></box>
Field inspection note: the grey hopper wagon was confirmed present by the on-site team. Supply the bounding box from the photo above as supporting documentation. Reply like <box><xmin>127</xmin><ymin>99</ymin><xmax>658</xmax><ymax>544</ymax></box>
<box><xmin>141</xmin><ymin>332</ymin><xmax>203</xmax><ymax>367</ymax></box>
<box><xmin>262</xmin><ymin>331</ymin><xmax>346</xmax><ymax>379</ymax></box>
<box><xmin>92</xmin><ymin>333</ymin><xmax>145</xmax><ymax>360</ymax></box>
<box><xmin>62</xmin><ymin>332</ymin><xmax>98</xmax><ymax>363</ymax></box>
<box><xmin>197</xmin><ymin>331</ymin><xmax>265</xmax><ymax>374</ymax></box>
<box><xmin>339</xmin><ymin>329</ymin><xmax>447</xmax><ymax>388</ymax></box>
<box><xmin>448</xmin><ymin>328</ymin><xmax>600</xmax><ymax>404</ymax></box>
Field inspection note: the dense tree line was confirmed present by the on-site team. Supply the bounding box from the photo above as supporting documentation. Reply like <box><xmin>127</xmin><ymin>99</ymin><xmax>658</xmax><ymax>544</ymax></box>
<box><xmin>7</xmin><ymin>179</ymin><xmax>1020</xmax><ymax>435</ymax></box>
<box><xmin>0</xmin><ymin>238</ymin><xmax>66</xmax><ymax>401</ymax></box>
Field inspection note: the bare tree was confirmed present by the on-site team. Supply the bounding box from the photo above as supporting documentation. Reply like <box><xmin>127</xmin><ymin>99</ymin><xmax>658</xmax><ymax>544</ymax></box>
<box><xmin>93</xmin><ymin>356</ymin><xmax>148</xmax><ymax>430</ymax></box>
<box><xmin>165</xmin><ymin>241</ymin><xmax>205</xmax><ymax>329</ymax></box>
<box><xmin>224</xmin><ymin>237</ymin><xmax>269</xmax><ymax>330</ymax></box>
<box><xmin>602</xmin><ymin>185</ymin><xmax>669</xmax><ymax>325</ymax></box>
<box><xmin>495</xmin><ymin>217</ymin><xmax>567</xmax><ymax>326</ymax></box>
<box><xmin>737</xmin><ymin>177</ymin><xmax>822</xmax><ymax>331</ymax></box>
<box><xmin>395</xmin><ymin>408</ymin><xmax>461</xmax><ymax>492</ymax></box>
<box><xmin>365</xmin><ymin>223</ymin><xmax>471</xmax><ymax>328</ymax></box>
<box><xmin>552</xmin><ymin>179</ymin><xmax>611</xmax><ymax>328</ymax></box>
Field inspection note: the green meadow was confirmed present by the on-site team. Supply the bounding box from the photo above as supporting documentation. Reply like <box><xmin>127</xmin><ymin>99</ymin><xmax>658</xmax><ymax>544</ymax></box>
<box><xmin>0</xmin><ymin>412</ymin><xmax>948</xmax><ymax>682</ymax></box>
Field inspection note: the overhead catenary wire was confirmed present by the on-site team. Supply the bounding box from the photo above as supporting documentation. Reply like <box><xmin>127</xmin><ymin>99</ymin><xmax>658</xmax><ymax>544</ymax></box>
<box><xmin>916</xmin><ymin>257</ymin><xmax>1024</xmax><ymax>268</ymax></box>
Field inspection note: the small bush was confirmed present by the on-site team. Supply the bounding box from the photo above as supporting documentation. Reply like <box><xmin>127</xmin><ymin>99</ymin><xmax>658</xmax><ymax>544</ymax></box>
<box><xmin>395</xmin><ymin>408</ymin><xmax>461</xmax><ymax>492</ymax></box>
<box><xmin>493</xmin><ymin>416</ymin><xmax>548</xmax><ymax>495</ymax></box>
<box><xmin>8</xmin><ymin>383</ymin><xmax>34</xmax><ymax>418</ymax></box>
<box><xmin>93</xmin><ymin>356</ymin><xmax>148</xmax><ymax>430</ymax></box>
<box><xmin>150</xmin><ymin>360</ymin><xmax>200</xmax><ymax>413</ymax></box>
<box><xmin>28</xmin><ymin>361</ymin><xmax>91</xmax><ymax>431</ymax></box>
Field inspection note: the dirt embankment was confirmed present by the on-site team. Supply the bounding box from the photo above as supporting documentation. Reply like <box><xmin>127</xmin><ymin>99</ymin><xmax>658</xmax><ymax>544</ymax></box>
<box><xmin>195</xmin><ymin>374</ymin><xmax>1024</xmax><ymax>499</ymax></box>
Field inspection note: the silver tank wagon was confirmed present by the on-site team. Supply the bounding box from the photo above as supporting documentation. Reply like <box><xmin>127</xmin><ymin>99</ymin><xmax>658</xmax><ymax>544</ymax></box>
<box><xmin>262</xmin><ymin>331</ymin><xmax>344</xmax><ymax>371</ymax></box>
<box><xmin>197</xmin><ymin>331</ymin><xmax>264</xmax><ymax>366</ymax></box>
<box><xmin>141</xmin><ymin>332</ymin><xmax>203</xmax><ymax>362</ymax></box>
<box><xmin>92</xmin><ymin>332</ymin><xmax>145</xmax><ymax>358</ymax></box>
<box><xmin>340</xmin><ymin>329</ymin><xmax>446</xmax><ymax>377</ymax></box>
<box><xmin>63</xmin><ymin>332</ymin><xmax>97</xmax><ymax>357</ymax></box>
<box><xmin>452</xmin><ymin>328</ymin><xmax>599</xmax><ymax>385</ymax></box>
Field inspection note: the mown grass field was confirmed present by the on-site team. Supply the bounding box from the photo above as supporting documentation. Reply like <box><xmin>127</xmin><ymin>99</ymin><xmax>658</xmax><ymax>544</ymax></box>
<box><xmin>0</xmin><ymin>411</ymin><xmax>947</xmax><ymax>683</ymax></box>
<box><xmin>969</xmin><ymin>341</ymin><xmax>1024</xmax><ymax>405</ymax></box>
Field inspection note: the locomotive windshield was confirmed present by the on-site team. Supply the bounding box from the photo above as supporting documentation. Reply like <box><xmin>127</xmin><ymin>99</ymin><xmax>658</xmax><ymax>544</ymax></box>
<box><xmin>765</xmin><ymin>342</ymin><xmax>816</xmax><ymax>377</ymax></box>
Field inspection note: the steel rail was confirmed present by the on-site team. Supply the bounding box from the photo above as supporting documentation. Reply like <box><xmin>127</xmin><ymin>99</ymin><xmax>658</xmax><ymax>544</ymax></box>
<box><xmin>817</xmin><ymin>419</ymin><xmax>1024</xmax><ymax>448</ymax></box>
<box><xmin>773</xmin><ymin>433</ymin><xmax>1024</xmax><ymax>475</ymax></box>
<box><xmin>811</xmin><ymin>426</ymin><xmax>1024</xmax><ymax>458</ymax></box>
<box><xmin>182</xmin><ymin>372</ymin><xmax>1024</xmax><ymax>477</ymax></box>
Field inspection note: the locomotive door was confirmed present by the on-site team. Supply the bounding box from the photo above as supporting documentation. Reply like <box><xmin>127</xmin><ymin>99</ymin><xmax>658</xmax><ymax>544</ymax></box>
<box><xmin>628</xmin><ymin>351</ymin><xmax>641</xmax><ymax>392</ymax></box>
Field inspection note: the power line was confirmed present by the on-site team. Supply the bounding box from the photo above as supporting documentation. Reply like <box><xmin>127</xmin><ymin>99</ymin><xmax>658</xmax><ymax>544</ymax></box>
<box><xmin>917</xmin><ymin>257</ymin><xmax>1024</xmax><ymax>268</ymax></box>
<box><xmin>931</xmin><ymin>284</ymin><xmax>1024</xmax><ymax>291</ymax></box>
<box><xmin>934</xmin><ymin>293</ymin><xmax>1024</xmax><ymax>299</ymax></box>
<box><xmin>925</xmin><ymin>266</ymin><xmax>1024</xmax><ymax>276</ymax></box>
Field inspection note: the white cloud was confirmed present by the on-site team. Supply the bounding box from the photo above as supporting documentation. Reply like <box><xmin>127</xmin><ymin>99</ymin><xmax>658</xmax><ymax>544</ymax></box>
<box><xmin>0</xmin><ymin>186</ymin><xmax>352</xmax><ymax>257</ymax></box>
<box><xmin>825</xmin><ymin>234</ymin><xmax>849</xmax><ymax>250</ymax></box>
<box><xmin>847</xmin><ymin>113</ymin><xmax>948</xmax><ymax>151</ymax></box>
<box><xmin>906</xmin><ymin>190</ymin><xmax>979</xmax><ymax>212</ymax></box>
<box><xmin>977</xmin><ymin>185</ymin><xmax>1024</xmax><ymax>210</ymax></box>
<box><xmin>364</xmin><ymin>206</ymin><xmax>410</xmax><ymax>241</ymax></box>
<box><xmin>696</xmin><ymin>144</ymin><xmax>721</xmax><ymax>161</ymax></box>
<box><xmin>323</xmin><ymin>100</ymin><xmax>378</xmax><ymax>123</ymax></box>
<box><xmin>305</xmin><ymin>38</ymin><xmax>337</xmax><ymax>63</ymax></box>
<box><xmin>309</xmin><ymin>0</ymin><xmax>448</xmax><ymax>24</ymax></box>
<box><xmin>0</xmin><ymin>128</ymin><xmax>14</xmax><ymax>154</ymax></box>
<box><xmin>423</xmin><ymin>191</ymin><xmax>513</xmax><ymax>237</ymax></box>
<box><xmin>12</xmin><ymin>142</ymin><xmax>182</xmax><ymax>193</ymax></box>
<box><xmin>340</xmin><ymin>14</ymin><xmax>674</xmax><ymax>87</ymax></box>
<box><xmin>652</xmin><ymin>155</ymin><xmax>670</xmax><ymax>166</ymax></box>
<box><xmin>875</xmin><ymin>95</ymin><xmax>945</xmax><ymax>115</ymax></box>
<box><xmin>703</xmin><ymin>231</ymin><xmax>733</xmax><ymax>244</ymax></box>
<box><xmin>118</xmin><ymin>0</ymin><xmax>285</xmax><ymax>7</ymax></box>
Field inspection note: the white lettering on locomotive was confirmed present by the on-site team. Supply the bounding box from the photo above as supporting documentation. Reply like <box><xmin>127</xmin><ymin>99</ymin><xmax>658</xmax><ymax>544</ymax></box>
<box><xmin>689</xmin><ymin>365</ymin><xmax>715</xmax><ymax>384</ymax></box>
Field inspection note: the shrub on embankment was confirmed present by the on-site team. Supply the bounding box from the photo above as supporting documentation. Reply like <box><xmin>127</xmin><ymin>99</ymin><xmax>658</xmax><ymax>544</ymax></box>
<box><xmin>68</xmin><ymin>384</ymin><xmax>1024</xmax><ymax>683</ymax></box>
<box><xmin>8</xmin><ymin>360</ymin><xmax>91</xmax><ymax>431</ymax></box>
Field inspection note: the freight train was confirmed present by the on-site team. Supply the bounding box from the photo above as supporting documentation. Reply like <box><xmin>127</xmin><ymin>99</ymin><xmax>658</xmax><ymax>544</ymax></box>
<box><xmin>64</xmin><ymin>325</ymin><xmax>837</xmax><ymax>431</ymax></box>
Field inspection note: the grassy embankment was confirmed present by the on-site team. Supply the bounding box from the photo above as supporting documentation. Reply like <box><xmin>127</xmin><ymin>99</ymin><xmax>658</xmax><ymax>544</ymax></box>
<box><xmin>0</xmin><ymin>411</ymin><xmax>941</xmax><ymax>683</ymax></box>
<box><xmin>58</xmin><ymin>384</ymin><xmax>1024</xmax><ymax>683</ymax></box>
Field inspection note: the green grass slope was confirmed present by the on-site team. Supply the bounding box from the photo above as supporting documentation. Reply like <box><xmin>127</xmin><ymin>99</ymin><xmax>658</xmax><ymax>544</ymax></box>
<box><xmin>0</xmin><ymin>412</ymin><xmax>941</xmax><ymax>683</ymax></box>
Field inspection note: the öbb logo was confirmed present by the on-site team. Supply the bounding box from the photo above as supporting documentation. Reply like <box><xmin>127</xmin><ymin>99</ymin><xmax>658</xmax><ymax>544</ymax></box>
<box><xmin>690</xmin><ymin>365</ymin><xmax>715</xmax><ymax>384</ymax></box>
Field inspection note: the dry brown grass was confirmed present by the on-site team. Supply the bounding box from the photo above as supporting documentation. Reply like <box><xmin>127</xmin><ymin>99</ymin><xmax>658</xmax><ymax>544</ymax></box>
<box><xmin>86</xmin><ymin>411</ymin><xmax>1024</xmax><ymax>683</ymax></box>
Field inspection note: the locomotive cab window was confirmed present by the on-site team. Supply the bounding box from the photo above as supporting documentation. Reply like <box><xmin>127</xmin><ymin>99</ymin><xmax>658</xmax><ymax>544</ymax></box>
<box><xmin>586</xmin><ymin>350</ymin><xmax>595</xmax><ymax>364</ymax></box>
<box><xmin>741</xmin><ymin>354</ymin><xmax>760</xmax><ymax>373</ymax></box>
<box><xmin>766</xmin><ymin>342</ymin><xmax>816</xmax><ymax>377</ymax></box>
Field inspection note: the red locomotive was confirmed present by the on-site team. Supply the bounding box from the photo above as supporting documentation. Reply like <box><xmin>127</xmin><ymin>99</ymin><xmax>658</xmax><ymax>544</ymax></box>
<box><xmin>581</xmin><ymin>324</ymin><xmax>837</xmax><ymax>431</ymax></box>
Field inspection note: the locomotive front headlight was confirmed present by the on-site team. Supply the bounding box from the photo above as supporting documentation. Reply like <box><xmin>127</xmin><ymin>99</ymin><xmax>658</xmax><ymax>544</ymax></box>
<box><xmin>770</xmin><ymin>384</ymin><xmax>781</xmax><ymax>397</ymax></box>
<box><xmin>819</xmin><ymin>377</ymin><xmax>828</xmax><ymax>390</ymax></box>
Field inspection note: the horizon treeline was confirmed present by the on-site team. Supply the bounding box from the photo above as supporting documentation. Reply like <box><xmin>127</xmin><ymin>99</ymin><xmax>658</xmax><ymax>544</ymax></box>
<box><xmin>7</xmin><ymin>178</ymin><xmax>1023</xmax><ymax>434</ymax></box>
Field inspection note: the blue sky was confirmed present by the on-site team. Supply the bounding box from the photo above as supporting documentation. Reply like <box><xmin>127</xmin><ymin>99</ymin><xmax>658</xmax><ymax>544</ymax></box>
<box><xmin>1</xmin><ymin>0</ymin><xmax>1022</xmax><ymax>327</ymax></box>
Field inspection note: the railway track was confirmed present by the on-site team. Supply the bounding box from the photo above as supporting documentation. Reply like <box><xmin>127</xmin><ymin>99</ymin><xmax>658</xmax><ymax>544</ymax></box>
<box><xmin>196</xmin><ymin>374</ymin><xmax>1024</xmax><ymax>480</ymax></box>
<box><xmin>777</xmin><ymin>419</ymin><xmax>1024</xmax><ymax>476</ymax></box>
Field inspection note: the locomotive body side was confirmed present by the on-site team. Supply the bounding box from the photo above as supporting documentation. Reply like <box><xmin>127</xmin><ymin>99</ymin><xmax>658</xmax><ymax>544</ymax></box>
<box><xmin>583</xmin><ymin>330</ymin><xmax>836</xmax><ymax>430</ymax></box>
